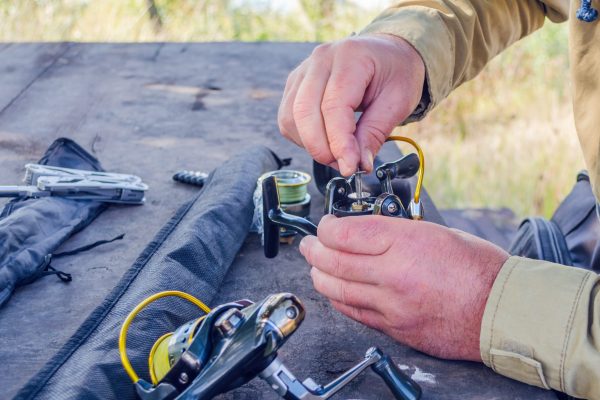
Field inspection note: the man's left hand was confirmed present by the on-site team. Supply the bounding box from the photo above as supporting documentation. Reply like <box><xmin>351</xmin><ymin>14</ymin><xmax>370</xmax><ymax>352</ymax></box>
<box><xmin>299</xmin><ymin>214</ymin><xmax>509</xmax><ymax>361</ymax></box>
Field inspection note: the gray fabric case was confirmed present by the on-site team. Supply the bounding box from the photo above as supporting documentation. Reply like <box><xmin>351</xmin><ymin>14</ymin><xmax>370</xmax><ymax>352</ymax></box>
<box><xmin>16</xmin><ymin>146</ymin><xmax>281</xmax><ymax>400</ymax></box>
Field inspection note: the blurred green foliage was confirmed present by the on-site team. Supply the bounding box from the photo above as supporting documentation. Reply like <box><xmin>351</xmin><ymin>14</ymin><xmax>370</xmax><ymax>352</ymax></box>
<box><xmin>0</xmin><ymin>0</ymin><xmax>580</xmax><ymax>217</ymax></box>
<box><xmin>0</xmin><ymin>0</ymin><xmax>380</xmax><ymax>42</ymax></box>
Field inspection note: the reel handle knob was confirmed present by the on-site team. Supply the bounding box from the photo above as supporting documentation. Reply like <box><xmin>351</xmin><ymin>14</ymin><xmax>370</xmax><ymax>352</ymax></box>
<box><xmin>375</xmin><ymin>153</ymin><xmax>420</xmax><ymax>181</ymax></box>
<box><xmin>375</xmin><ymin>153</ymin><xmax>420</xmax><ymax>195</ymax></box>
<box><xmin>371</xmin><ymin>351</ymin><xmax>421</xmax><ymax>400</ymax></box>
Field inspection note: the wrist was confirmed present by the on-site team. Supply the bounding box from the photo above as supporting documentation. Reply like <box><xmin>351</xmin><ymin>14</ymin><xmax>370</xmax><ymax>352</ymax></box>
<box><xmin>470</xmin><ymin>248</ymin><xmax>510</xmax><ymax>361</ymax></box>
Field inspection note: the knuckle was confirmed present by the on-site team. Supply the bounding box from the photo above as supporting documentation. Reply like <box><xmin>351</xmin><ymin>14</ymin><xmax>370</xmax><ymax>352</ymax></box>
<box><xmin>278</xmin><ymin>113</ymin><xmax>294</xmax><ymax>137</ymax></box>
<box><xmin>349</xmin><ymin>306</ymin><xmax>363</xmax><ymax>323</ymax></box>
<box><xmin>302</xmin><ymin>242</ymin><xmax>313</xmax><ymax>264</ymax></box>
<box><xmin>320</xmin><ymin>95</ymin><xmax>345</xmax><ymax>115</ymax></box>
<box><xmin>310</xmin><ymin>269</ymin><xmax>324</xmax><ymax>293</ymax></box>
<box><xmin>284</xmin><ymin>73</ymin><xmax>296</xmax><ymax>91</ymax></box>
<box><xmin>330</xmin><ymin>251</ymin><xmax>343</xmax><ymax>277</ymax></box>
<box><xmin>311</xmin><ymin>43</ymin><xmax>331</xmax><ymax>58</ymax></box>
<box><xmin>361</xmin><ymin>123</ymin><xmax>388</xmax><ymax>146</ymax></box>
<box><xmin>339</xmin><ymin>281</ymin><xmax>354</xmax><ymax>305</ymax></box>
<box><xmin>304</xmin><ymin>142</ymin><xmax>334</xmax><ymax>165</ymax></box>
<box><xmin>337</xmin><ymin>38</ymin><xmax>362</xmax><ymax>54</ymax></box>
<box><xmin>292</xmin><ymin>99</ymin><xmax>314</xmax><ymax>122</ymax></box>
<box><xmin>328</xmin><ymin>135</ymin><xmax>356</xmax><ymax>158</ymax></box>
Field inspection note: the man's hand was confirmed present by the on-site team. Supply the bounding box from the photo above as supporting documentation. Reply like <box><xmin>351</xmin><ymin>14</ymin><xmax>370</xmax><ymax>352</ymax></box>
<box><xmin>299</xmin><ymin>215</ymin><xmax>509</xmax><ymax>361</ymax></box>
<box><xmin>278</xmin><ymin>34</ymin><xmax>425</xmax><ymax>176</ymax></box>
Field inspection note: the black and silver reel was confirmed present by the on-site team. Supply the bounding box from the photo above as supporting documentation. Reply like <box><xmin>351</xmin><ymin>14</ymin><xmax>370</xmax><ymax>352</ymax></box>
<box><xmin>262</xmin><ymin>136</ymin><xmax>426</xmax><ymax>258</ymax></box>
<box><xmin>119</xmin><ymin>292</ymin><xmax>421</xmax><ymax>400</ymax></box>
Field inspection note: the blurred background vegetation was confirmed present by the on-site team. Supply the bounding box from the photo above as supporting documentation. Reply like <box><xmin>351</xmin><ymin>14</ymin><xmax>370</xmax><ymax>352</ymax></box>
<box><xmin>0</xmin><ymin>0</ymin><xmax>581</xmax><ymax>218</ymax></box>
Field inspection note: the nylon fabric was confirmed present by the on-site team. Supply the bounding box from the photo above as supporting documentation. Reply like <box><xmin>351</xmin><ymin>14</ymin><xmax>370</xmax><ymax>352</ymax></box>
<box><xmin>15</xmin><ymin>146</ymin><xmax>280</xmax><ymax>400</ymax></box>
<box><xmin>509</xmin><ymin>172</ymin><xmax>600</xmax><ymax>271</ymax></box>
<box><xmin>0</xmin><ymin>138</ymin><xmax>107</xmax><ymax>307</ymax></box>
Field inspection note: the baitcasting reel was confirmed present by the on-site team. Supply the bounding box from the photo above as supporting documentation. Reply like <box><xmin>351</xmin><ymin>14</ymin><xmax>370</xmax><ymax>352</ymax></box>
<box><xmin>262</xmin><ymin>136</ymin><xmax>425</xmax><ymax>258</ymax></box>
<box><xmin>120</xmin><ymin>292</ymin><xmax>421</xmax><ymax>400</ymax></box>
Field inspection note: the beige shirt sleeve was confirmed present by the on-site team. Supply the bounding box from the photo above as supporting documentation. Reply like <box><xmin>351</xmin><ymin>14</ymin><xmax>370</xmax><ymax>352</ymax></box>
<box><xmin>360</xmin><ymin>1</ymin><xmax>569</xmax><ymax>122</ymax></box>
<box><xmin>361</xmin><ymin>2</ymin><xmax>600</xmax><ymax>398</ymax></box>
<box><xmin>482</xmin><ymin>256</ymin><xmax>600</xmax><ymax>398</ymax></box>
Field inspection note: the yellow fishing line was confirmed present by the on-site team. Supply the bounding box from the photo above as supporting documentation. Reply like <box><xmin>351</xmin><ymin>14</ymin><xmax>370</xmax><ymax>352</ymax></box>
<box><xmin>119</xmin><ymin>291</ymin><xmax>211</xmax><ymax>384</ymax></box>
<box><xmin>386</xmin><ymin>136</ymin><xmax>425</xmax><ymax>204</ymax></box>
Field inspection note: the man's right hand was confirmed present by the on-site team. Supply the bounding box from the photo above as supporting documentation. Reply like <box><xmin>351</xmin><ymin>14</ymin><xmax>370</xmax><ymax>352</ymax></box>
<box><xmin>278</xmin><ymin>34</ymin><xmax>425</xmax><ymax>176</ymax></box>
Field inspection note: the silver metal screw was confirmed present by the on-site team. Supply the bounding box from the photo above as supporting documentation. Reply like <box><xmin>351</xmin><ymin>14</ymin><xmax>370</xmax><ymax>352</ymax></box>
<box><xmin>179</xmin><ymin>372</ymin><xmax>189</xmax><ymax>385</ymax></box>
<box><xmin>286</xmin><ymin>306</ymin><xmax>298</xmax><ymax>319</ymax></box>
<box><xmin>354</xmin><ymin>171</ymin><xmax>365</xmax><ymax>205</ymax></box>
<box><xmin>387</xmin><ymin>202</ymin><xmax>398</xmax><ymax>214</ymax></box>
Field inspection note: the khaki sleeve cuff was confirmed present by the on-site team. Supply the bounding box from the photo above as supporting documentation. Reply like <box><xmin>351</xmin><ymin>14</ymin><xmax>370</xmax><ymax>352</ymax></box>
<box><xmin>480</xmin><ymin>256</ymin><xmax>595</xmax><ymax>393</ymax></box>
<box><xmin>360</xmin><ymin>6</ymin><xmax>455</xmax><ymax>123</ymax></box>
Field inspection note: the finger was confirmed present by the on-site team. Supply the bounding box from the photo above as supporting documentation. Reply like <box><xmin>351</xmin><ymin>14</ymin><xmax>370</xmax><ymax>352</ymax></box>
<box><xmin>293</xmin><ymin>51</ymin><xmax>336</xmax><ymax>165</ymax></box>
<box><xmin>330</xmin><ymin>300</ymin><xmax>386</xmax><ymax>331</ymax></box>
<box><xmin>321</xmin><ymin>45</ymin><xmax>373</xmax><ymax>176</ymax></box>
<box><xmin>278</xmin><ymin>65</ymin><xmax>307</xmax><ymax>147</ymax></box>
<box><xmin>356</xmin><ymin>101</ymin><xmax>401</xmax><ymax>172</ymax></box>
<box><xmin>299</xmin><ymin>235</ymin><xmax>380</xmax><ymax>284</ymax></box>
<box><xmin>356</xmin><ymin>81</ymin><xmax>413</xmax><ymax>171</ymax></box>
<box><xmin>327</xmin><ymin>160</ymin><xmax>340</xmax><ymax>170</ymax></box>
<box><xmin>317</xmin><ymin>214</ymin><xmax>402</xmax><ymax>255</ymax></box>
<box><xmin>310</xmin><ymin>267</ymin><xmax>380</xmax><ymax>310</ymax></box>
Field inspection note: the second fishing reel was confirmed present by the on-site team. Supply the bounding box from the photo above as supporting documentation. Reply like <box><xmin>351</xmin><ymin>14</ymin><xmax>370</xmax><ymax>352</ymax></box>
<box><xmin>119</xmin><ymin>292</ymin><xmax>421</xmax><ymax>400</ymax></box>
<box><xmin>262</xmin><ymin>136</ymin><xmax>426</xmax><ymax>258</ymax></box>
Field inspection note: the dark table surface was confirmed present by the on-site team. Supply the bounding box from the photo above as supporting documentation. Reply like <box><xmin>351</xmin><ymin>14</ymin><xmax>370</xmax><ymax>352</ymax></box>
<box><xmin>0</xmin><ymin>43</ymin><xmax>552</xmax><ymax>400</ymax></box>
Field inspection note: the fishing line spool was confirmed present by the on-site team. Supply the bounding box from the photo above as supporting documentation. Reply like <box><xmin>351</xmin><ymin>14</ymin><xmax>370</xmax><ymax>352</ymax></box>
<box><xmin>258</xmin><ymin>170</ymin><xmax>312</xmax><ymax>243</ymax></box>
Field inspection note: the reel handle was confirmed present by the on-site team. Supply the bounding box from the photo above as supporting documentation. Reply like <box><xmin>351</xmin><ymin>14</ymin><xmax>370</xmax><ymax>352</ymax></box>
<box><xmin>262</xmin><ymin>176</ymin><xmax>317</xmax><ymax>258</ymax></box>
<box><xmin>375</xmin><ymin>153</ymin><xmax>420</xmax><ymax>195</ymax></box>
<box><xmin>371</xmin><ymin>351</ymin><xmax>422</xmax><ymax>400</ymax></box>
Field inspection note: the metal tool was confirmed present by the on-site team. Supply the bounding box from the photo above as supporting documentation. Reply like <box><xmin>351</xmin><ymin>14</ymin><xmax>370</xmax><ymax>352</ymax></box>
<box><xmin>120</xmin><ymin>292</ymin><xmax>421</xmax><ymax>400</ymax></box>
<box><xmin>0</xmin><ymin>164</ymin><xmax>148</xmax><ymax>204</ymax></box>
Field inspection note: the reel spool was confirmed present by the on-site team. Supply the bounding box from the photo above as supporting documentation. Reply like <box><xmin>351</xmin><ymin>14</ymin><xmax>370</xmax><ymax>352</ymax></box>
<box><xmin>118</xmin><ymin>291</ymin><xmax>212</xmax><ymax>389</ymax></box>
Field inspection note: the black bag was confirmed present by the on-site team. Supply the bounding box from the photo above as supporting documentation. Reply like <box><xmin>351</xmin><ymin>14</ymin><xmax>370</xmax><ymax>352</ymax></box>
<box><xmin>510</xmin><ymin>171</ymin><xmax>600</xmax><ymax>272</ymax></box>
<box><xmin>0</xmin><ymin>138</ymin><xmax>109</xmax><ymax>307</ymax></box>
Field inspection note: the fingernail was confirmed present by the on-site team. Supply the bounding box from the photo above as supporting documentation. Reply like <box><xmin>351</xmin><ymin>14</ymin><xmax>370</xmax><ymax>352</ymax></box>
<box><xmin>320</xmin><ymin>214</ymin><xmax>336</xmax><ymax>223</ymax></box>
<box><xmin>299</xmin><ymin>237</ymin><xmax>307</xmax><ymax>253</ymax></box>
<box><xmin>338</xmin><ymin>158</ymin><xmax>352</xmax><ymax>176</ymax></box>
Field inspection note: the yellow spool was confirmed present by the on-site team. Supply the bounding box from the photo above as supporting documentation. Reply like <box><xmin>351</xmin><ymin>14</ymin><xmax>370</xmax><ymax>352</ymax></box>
<box><xmin>119</xmin><ymin>291</ymin><xmax>211</xmax><ymax>384</ymax></box>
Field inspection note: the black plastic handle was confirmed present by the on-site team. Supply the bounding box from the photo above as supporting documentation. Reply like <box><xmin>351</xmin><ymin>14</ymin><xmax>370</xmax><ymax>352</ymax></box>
<box><xmin>262</xmin><ymin>176</ymin><xmax>317</xmax><ymax>258</ymax></box>
<box><xmin>376</xmin><ymin>153</ymin><xmax>420</xmax><ymax>182</ymax></box>
<box><xmin>371</xmin><ymin>352</ymin><xmax>422</xmax><ymax>400</ymax></box>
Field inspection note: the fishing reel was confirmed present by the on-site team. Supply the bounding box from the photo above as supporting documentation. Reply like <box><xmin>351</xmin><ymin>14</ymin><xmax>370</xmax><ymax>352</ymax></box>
<box><xmin>120</xmin><ymin>292</ymin><xmax>421</xmax><ymax>400</ymax></box>
<box><xmin>262</xmin><ymin>136</ymin><xmax>425</xmax><ymax>258</ymax></box>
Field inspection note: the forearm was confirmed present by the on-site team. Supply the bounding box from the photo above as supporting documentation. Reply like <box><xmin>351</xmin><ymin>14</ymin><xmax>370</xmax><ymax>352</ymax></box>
<box><xmin>360</xmin><ymin>0</ymin><xmax>569</xmax><ymax>121</ymax></box>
